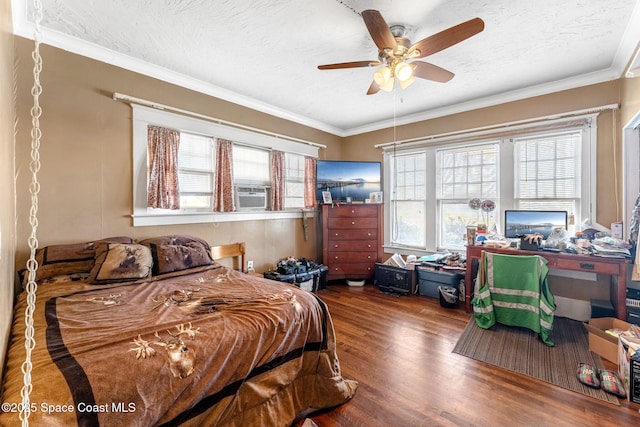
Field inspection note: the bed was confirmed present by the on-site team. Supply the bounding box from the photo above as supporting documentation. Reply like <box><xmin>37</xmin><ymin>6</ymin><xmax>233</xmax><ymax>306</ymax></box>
<box><xmin>0</xmin><ymin>235</ymin><xmax>356</xmax><ymax>426</ymax></box>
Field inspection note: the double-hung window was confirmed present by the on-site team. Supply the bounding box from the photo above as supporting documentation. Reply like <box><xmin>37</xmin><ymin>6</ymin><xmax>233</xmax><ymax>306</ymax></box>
<box><xmin>383</xmin><ymin>115</ymin><xmax>595</xmax><ymax>253</ymax></box>
<box><xmin>284</xmin><ymin>153</ymin><xmax>305</xmax><ymax>209</ymax></box>
<box><xmin>233</xmin><ymin>145</ymin><xmax>270</xmax><ymax>186</ymax></box>
<box><xmin>514</xmin><ymin>131</ymin><xmax>581</xmax><ymax>217</ymax></box>
<box><xmin>131</xmin><ymin>104</ymin><xmax>319</xmax><ymax>226</ymax></box>
<box><xmin>436</xmin><ymin>143</ymin><xmax>499</xmax><ymax>249</ymax></box>
<box><xmin>389</xmin><ymin>152</ymin><xmax>427</xmax><ymax>248</ymax></box>
<box><xmin>177</xmin><ymin>132</ymin><xmax>215</xmax><ymax>210</ymax></box>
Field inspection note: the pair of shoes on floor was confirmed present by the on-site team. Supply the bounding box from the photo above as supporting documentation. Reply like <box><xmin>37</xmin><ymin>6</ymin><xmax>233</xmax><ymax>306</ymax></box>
<box><xmin>576</xmin><ymin>362</ymin><xmax>627</xmax><ymax>398</ymax></box>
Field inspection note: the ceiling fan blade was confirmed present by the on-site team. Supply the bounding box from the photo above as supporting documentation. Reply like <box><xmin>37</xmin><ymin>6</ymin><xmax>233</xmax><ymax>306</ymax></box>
<box><xmin>318</xmin><ymin>60</ymin><xmax>381</xmax><ymax>70</ymax></box>
<box><xmin>413</xmin><ymin>61</ymin><xmax>454</xmax><ymax>83</ymax></box>
<box><xmin>367</xmin><ymin>80</ymin><xmax>380</xmax><ymax>95</ymax></box>
<box><xmin>408</xmin><ymin>17</ymin><xmax>484</xmax><ymax>58</ymax></box>
<box><xmin>362</xmin><ymin>9</ymin><xmax>398</xmax><ymax>52</ymax></box>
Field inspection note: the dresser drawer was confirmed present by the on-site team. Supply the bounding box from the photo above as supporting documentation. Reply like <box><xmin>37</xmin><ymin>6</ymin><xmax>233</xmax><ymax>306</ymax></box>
<box><xmin>327</xmin><ymin>228</ymin><xmax>377</xmax><ymax>241</ymax></box>
<box><xmin>327</xmin><ymin>262</ymin><xmax>375</xmax><ymax>279</ymax></box>
<box><xmin>326</xmin><ymin>205</ymin><xmax>378</xmax><ymax>218</ymax></box>
<box><xmin>555</xmin><ymin>258</ymin><xmax>620</xmax><ymax>275</ymax></box>
<box><xmin>328</xmin><ymin>217</ymin><xmax>378</xmax><ymax>229</ymax></box>
<box><xmin>326</xmin><ymin>251</ymin><xmax>378</xmax><ymax>263</ymax></box>
<box><xmin>322</xmin><ymin>203</ymin><xmax>382</xmax><ymax>282</ymax></box>
<box><xmin>326</xmin><ymin>239</ymin><xmax>377</xmax><ymax>251</ymax></box>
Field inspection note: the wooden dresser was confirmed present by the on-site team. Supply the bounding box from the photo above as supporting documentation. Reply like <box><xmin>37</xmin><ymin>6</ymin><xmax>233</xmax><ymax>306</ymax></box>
<box><xmin>322</xmin><ymin>204</ymin><xmax>383</xmax><ymax>282</ymax></box>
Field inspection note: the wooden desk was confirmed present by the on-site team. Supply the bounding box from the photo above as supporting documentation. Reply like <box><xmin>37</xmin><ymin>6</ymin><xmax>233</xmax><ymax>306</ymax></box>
<box><xmin>465</xmin><ymin>245</ymin><xmax>630</xmax><ymax>321</ymax></box>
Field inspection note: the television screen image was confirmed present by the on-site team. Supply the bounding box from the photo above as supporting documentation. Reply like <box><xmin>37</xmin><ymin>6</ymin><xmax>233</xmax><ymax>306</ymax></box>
<box><xmin>504</xmin><ymin>210</ymin><xmax>568</xmax><ymax>239</ymax></box>
<box><xmin>316</xmin><ymin>161</ymin><xmax>381</xmax><ymax>202</ymax></box>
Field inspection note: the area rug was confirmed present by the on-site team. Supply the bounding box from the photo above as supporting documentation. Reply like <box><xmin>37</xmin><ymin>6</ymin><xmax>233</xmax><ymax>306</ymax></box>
<box><xmin>452</xmin><ymin>317</ymin><xmax>619</xmax><ymax>405</ymax></box>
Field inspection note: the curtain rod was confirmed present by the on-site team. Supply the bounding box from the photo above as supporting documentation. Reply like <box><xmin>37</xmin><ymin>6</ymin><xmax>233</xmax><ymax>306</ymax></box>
<box><xmin>374</xmin><ymin>104</ymin><xmax>619</xmax><ymax>149</ymax></box>
<box><xmin>112</xmin><ymin>92</ymin><xmax>327</xmax><ymax>149</ymax></box>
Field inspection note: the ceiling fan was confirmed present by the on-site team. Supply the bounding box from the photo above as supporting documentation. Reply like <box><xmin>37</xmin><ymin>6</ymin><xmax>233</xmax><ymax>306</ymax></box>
<box><xmin>317</xmin><ymin>10</ymin><xmax>484</xmax><ymax>95</ymax></box>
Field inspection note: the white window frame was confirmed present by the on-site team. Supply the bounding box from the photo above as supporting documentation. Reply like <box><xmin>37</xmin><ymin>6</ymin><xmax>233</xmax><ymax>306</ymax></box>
<box><xmin>388</xmin><ymin>151</ymin><xmax>428</xmax><ymax>248</ymax></box>
<box><xmin>132</xmin><ymin>105</ymin><xmax>318</xmax><ymax>226</ymax></box>
<box><xmin>176</xmin><ymin>132</ymin><xmax>216</xmax><ymax>212</ymax></box>
<box><xmin>383</xmin><ymin>115</ymin><xmax>597</xmax><ymax>255</ymax></box>
<box><xmin>284</xmin><ymin>152</ymin><xmax>306</xmax><ymax>209</ymax></box>
<box><xmin>436</xmin><ymin>141</ymin><xmax>501</xmax><ymax>250</ymax></box>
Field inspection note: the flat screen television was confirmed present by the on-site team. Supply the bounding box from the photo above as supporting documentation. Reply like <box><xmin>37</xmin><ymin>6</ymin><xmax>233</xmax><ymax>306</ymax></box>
<box><xmin>504</xmin><ymin>210</ymin><xmax>568</xmax><ymax>239</ymax></box>
<box><xmin>316</xmin><ymin>160</ymin><xmax>381</xmax><ymax>202</ymax></box>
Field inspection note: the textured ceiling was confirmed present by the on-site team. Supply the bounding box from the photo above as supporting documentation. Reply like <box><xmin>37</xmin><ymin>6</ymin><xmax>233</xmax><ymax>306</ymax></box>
<box><xmin>11</xmin><ymin>0</ymin><xmax>640</xmax><ymax>136</ymax></box>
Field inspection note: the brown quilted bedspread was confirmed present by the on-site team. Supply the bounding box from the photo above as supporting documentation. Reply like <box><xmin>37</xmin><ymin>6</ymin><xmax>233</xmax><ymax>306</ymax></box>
<box><xmin>0</xmin><ymin>265</ymin><xmax>356</xmax><ymax>426</ymax></box>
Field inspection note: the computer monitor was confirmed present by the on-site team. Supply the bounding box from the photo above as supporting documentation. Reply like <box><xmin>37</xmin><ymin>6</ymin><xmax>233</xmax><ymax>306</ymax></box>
<box><xmin>504</xmin><ymin>210</ymin><xmax>568</xmax><ymax>240</ymax></box>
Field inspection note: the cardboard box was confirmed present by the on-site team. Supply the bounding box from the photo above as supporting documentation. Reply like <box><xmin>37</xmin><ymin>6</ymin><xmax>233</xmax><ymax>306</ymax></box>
<box><xmin>584</xmin><ymin>318</ymin><xmax>632</xmax><ymax>364</ymax></box>
<box><xmin>618</xmin><ymin>330</ymin><xmax>640</xmax><ymax>403</ymax></box>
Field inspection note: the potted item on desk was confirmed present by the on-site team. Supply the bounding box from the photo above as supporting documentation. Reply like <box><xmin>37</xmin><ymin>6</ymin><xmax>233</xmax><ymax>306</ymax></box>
<box><xmin>520</xmin><ymin>233</ymin><xmax>544</xmax><ymax>251</ymax></box>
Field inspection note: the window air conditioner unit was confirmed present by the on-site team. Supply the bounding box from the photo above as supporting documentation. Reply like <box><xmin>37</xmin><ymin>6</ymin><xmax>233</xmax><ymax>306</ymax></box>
<box><xmin>235</xmin><ymin>186</ymin><xmax>268</xmax><ymax>210</ymax></box>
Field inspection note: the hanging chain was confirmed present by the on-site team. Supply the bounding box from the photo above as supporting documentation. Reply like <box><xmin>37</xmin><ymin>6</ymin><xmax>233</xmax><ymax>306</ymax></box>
<box><xmin>20</xmin><ymin>0</ymin><xmax>43</xmax><ymax>425</ymax></box>
<box><xmin>334</xmin><ymin>0</ymin><xmax>361</xmax><ymax>16</ymax></box>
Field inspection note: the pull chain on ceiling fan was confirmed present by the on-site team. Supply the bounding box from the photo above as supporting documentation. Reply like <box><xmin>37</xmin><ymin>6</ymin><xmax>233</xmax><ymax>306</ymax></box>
<box><xmin>318</xmin><ymin>10</ymin><xmax>484</xmax><ymax>95</ymax></box>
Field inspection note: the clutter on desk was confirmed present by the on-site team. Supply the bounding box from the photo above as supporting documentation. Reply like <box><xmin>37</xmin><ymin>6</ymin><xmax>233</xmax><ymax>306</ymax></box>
<box><xmin>467</xmin><ymin>218</ymin><xmax>632</xmax><ymax>258</ymax></box>
<box><xmin>385</xmin><ymin>252</ymin><xmax>461</xmax><ymax>270</ymax></box>
<box><xmin>417</xmin><ymin>252</ymin><xmax>466</xmax><ymax>271</ymax></box>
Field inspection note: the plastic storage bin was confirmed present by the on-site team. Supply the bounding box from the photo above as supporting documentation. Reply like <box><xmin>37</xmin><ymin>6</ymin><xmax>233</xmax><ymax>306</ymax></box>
<box><xmin>416</xmin><ymin>265</ymin><xmax>464</xmax><ymax>299</ymax></box>
<box><xmin>374</xmin><ymin>263</ymin><xmax>416</xmax><ymax>295</ymax></box>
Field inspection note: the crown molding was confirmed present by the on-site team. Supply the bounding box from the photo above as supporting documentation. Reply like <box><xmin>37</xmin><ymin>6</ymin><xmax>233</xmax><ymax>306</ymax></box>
<box><xmin>11</xmin><ymin>0</ymin><xmax>639</xmax><ymax>138</ymax></box>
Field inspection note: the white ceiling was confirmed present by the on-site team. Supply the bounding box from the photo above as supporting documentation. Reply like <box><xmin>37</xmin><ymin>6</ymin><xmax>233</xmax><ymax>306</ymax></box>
<box><xmin>11</xmin><ymin>0</ymin><xmax>640</xmax><ymax>137</ymax></box>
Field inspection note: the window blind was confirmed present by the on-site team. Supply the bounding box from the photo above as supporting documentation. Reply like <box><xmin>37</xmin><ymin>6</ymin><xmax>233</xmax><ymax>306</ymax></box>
<box><xmin>514</xmin><ymin>130</ymin><xmax>581</xmax><ymax>214</ymax></box>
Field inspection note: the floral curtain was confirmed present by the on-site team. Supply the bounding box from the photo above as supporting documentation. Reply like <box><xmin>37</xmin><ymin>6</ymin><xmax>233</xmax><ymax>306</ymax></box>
<box><xmin>270</xmin><ymin>150</ymin><xmax>285</xmax><ymax>211</ymax></box>
<box><xmin>214</xmin><ymin>138</ymin><xmax>235</xmax><ymax>212</ymax></box>
<box><xmin>304</xmin><ymin>156</ymin><xmax>317</xmax><ymax>208</ymax></box>
<box><xmin>147</xmin><ymin>125</ymin><xmax>180</xmax><ymax>210</ymax></box>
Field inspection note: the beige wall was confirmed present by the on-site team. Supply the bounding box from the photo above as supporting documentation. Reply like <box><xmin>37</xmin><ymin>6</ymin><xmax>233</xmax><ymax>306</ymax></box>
<box><xmin>11</xmin><ymin>36</ymin><xmax>640</xmax><ymax>287</ymax></box>
<box><xmin>621</xmin><ymin>75</ymin><xmax>640</xmax><ymax>126</ymax></box>
<box><xmin>1</xmin><ymin>0</ymin><xmax>15</xmax><ymax>362</ymax></box>
<box><xmin>13</xmin><ymin>37</ymin><xmax>344</xmax><ymax>277</ymax></box>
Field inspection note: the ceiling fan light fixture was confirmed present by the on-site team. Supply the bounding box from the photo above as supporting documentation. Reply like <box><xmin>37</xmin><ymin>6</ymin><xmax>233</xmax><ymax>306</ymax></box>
<box><xmin>317</xmin><ymin>10</ymin><xmax>485</xmax><ymax>95</ymax></box>
<box><xmin>373</xmin><ymin>66</ymin><xmax>392</xmax><ymax>86</ymax></box>
<box><xmin>395</xmin><ymin>61</ymin><xmax>414</xmax><ymax>82</ymax></box>
<box><xmin>380</xmin><ymin>76</ymin><xmax>394</xmax><ymax>92</ymax></box>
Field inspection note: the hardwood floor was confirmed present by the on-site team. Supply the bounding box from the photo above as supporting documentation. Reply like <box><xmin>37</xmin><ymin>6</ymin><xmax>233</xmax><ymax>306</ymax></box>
<box><xmin>301</xmin><ymin>284</ymin><xmax>640</xmax><ymax>427</ymax></box>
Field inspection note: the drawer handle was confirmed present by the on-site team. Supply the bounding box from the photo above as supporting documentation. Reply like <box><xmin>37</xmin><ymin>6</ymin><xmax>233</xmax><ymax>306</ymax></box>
<box><xmin>351</xmin><ymin>221</ymin><xmax>355</xmax><ymax>225</ymax></box>
<box><xmin>351</xmin><ymin>209</ymin><xmax>355</xmax><ymax>214</ymax></box>
<box><xmin>579</xmin><ymin>263</ymin><xmax>595</xmax><ymax>270</ymax></box>
<box><xmin>334</xmin><ymin>244</ymin><xmax>339</xmax><ymax>248</ymax></box>
<box><xmin>367</xmin><ymin>255</ymin><xmax>371</xmax><ymax>259</ymax></box>
<box><xmin>334</xmin><ymin>233</ymin><xmax>339</xmax><ymax>237</ymax></box>
<box><xmin>334</xmin><ymin>256</ymin><xmax>339</xmax><ymax>260</ymax></box>
<box><xmin>367</xmin><ymin>244</ymin><xmax>371</xmax><ymax>248</ymax></box>
<box><xmin>367</xmin><ymin>233</ymin><xmax>372</xmax><ymax>236</ymax></box>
